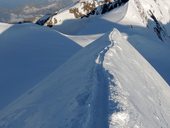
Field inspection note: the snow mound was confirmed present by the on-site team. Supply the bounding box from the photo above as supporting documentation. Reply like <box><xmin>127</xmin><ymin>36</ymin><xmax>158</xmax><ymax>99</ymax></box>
<box><xmin>0</xmin><ymin>29</ymin><xmax>170</xmax><ymax>128</ymax></box>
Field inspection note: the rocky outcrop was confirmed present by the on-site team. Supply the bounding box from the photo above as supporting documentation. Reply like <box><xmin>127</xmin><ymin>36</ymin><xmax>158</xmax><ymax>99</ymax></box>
<box><xmin>70</xmin><ymin>0</ymin><xmax>129</xmax><ymax>18</ymax></box>
<box><xmin>38</xmin><ymin>0</ymin><xmax>129</xmax><ymax>27</ymax></box>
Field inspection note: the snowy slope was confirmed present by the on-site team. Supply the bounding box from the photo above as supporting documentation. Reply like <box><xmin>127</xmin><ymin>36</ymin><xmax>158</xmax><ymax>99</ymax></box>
<box><xmin>40</xmin><ymin>0</ymin><xmax>170</xmax><ymax>36</ymax></box>
<box><xmin>52</xmin><ymin>2</ymin><xmax>128</xmax><ymax>35</ymax></box>
<box><xmin>119</xmin><ymin>0</ymin><xmax>170</xmax><ymax>26</ymax></box>
<box><xmin>61</xmin><ymin>33</ymin><xmax>104</xmax><ymax>47</ymax></box>
<box><xmin>52</xmin><ymin>0</ymin><xmax>170</xmax><ymax>84</ymax></box>
<box><xmin>0</xmin><ymin>29</ymin><xmax>170</xmax><ymax>128</ymax></box>
<box><xmin>103</xmin><ymin>29</ymin><xmax>170</xmax><ymax>128</ymax></box>
<box><xmin>0</xmin><ymin>23</ymin><xmax>81</xmax><ymax>110</ymax></box>
<box><xmin>0</xmin><ymin>0</ymin><xmax>170</xmax><ymax>128</ymax></box>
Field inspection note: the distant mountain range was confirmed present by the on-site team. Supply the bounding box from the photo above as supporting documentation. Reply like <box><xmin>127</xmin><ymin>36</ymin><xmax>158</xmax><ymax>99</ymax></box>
<box><xmin>0</xmin><ymin>0</ymin><xmax>72</xmax><ymax>8</ymax></box>
<box><xmin>0</xmin><ymin>0</ymin><xmax>76</xmax><ymax>23</ymax></box>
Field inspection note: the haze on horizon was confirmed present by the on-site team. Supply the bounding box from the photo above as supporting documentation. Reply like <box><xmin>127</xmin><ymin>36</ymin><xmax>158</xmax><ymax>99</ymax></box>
<box><xmin>0</xmin><ymin>0</ymin><xmax>75</xmax><ymax>23</ymax></box>
<box><xmin>0</xmin><ymin>0</ymin><xmax>61</xmax><ymax>8</ymax></box>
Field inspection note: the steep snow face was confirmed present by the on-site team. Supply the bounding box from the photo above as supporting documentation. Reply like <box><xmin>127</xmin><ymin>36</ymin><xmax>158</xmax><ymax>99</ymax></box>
<box><xmin>103</xmin><ymin>29</ymin><xmax>170</xmax><ymax>128</ymax></box>
<box><xmin>119</xmin><ymin>0</ymin><xmax>170</xmax><ymax>25</ymax></box>
<box><xmin>139</xmin><ymin>0</ymin><xmax>170</xmax><ymax>24</ymax></box>
<box><xmin>0</xmin><ymin>23</ymin><xmax>81</xmax><ymax>110</ymax></box>
<box><xmin>118</xmin><ymin>0</ymin><xmax>170</xmax><ymax>41</ymax></box>
<box><xmin>116</xmin><ymin>0</ymin><xmax>170</xmax><ymax>83</ymax></box>
<box><xmin>0</xmin><ymin>29</ymin><xmax>170</xmax><ymax>128</ymax></box>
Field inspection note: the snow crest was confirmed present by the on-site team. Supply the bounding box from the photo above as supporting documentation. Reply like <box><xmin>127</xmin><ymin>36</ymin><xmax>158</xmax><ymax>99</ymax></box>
<box><xmin>104</xmin><ymin>29</ymin><xmax>170</xmax><ymax>128</ymax></box>
<box><xmin>95</xmin><ymin>29</ymin><xmax>170</xmax><ymax>128</ymax></box>
<box><xmin>94</xmin><ymin>29</ymin><xmax>140</xmax><ymax>128</ymax></box>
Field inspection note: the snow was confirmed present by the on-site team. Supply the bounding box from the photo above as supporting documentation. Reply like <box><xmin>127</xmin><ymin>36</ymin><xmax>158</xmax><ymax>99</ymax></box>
<box><xmin>0</xmin><ymin>23</ymin><xmax>81</xmax><ymax>110</ymax></box>
<box><xmin>104</xmin><ymin>29</ymin><xmax>170</xmax><ymax>128</ymax></box>
<box><xmin>62</xmin><ymin>33</ymin><xmax>104</xmax><ymax>47</ymax></box>
<box><xmin>52</xmin><ymin>3</ymin><xmax>129</xmax><ymax>35</ymax></box>
<box><xmin>0</xmin><ymin>30</ymin><xmax>111</xmax><ymax>128</ymax></box>
<box><xmin>52</xmin><ymin>0</ymin><xmax>170</xmax><ymax>84</ymax></box>
<box><xmin>0</xmin><ymin>0</ymin><xmax>170</xmax><ymax>128</ymax></box>
<box><xmin>42</xmin><ymin>1</ymin><xmax>80</xmax><ymax>26</ymax></box>
<box><xmin>0</xmin><ymin>23</ymin><xmax>12</xmax><ymax>34</ymax></box>
<box><xmin>0</xmin><ymin>28</ymin><xmax>170</xmax><ymax>128</ymax></box>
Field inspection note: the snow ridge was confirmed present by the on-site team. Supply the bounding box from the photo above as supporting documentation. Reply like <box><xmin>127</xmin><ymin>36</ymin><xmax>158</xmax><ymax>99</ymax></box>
<box><xmin>104</xmin><ymin>30</ymin><xmax>141</xmax><ymax>128</ymax></box>
<box><xmin>103</xmin><ymin>29</ymin><xmax>170</xmax><ymax>128</ymax></box>
<box><xmin>107</xmin><ymin>30</ymin><xmax>130</xmax><ymax>127</ymax></box>
<box><xmin>94</xmin><ymin>29</ymin><xmax>170</xmax><ymax>128</ymax></box>
<box><xmin>94</xmin><ymin>30</ymin><xmax>133</xmax><ymax>128</ymax></box>
<box><xmin>92</xmin><ymin>32</ymin><xmax>114</xmax><ymax>128</ymax></box>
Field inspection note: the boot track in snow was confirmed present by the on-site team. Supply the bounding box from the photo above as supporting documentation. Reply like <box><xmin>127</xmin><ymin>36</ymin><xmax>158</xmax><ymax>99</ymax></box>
<box><xmin>92</xmin><ymin>30</ymin><xmax>130</xmax><ymax>128</ymax></box>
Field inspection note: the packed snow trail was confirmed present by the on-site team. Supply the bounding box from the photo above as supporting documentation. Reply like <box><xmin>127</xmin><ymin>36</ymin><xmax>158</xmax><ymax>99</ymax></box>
<box><xmin>94</xmin><ymin>30</ymin><xmax>134</xmax><ymax>128</ymax></box>
<box><xmin>92</xmin><ymin>34</ymin><xmax>114</xmax><ymax>128</ymax></box>
<box><xmin>0</xmin><ymin>29</ymin><xmax>170</xmax><ymax>128</ymax></box>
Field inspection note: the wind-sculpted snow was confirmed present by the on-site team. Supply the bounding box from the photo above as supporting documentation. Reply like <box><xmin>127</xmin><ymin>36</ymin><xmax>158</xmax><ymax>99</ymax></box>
<box><xmin>0</xmin><ymin>29</ymin><xmax>170</xmax><ymax>128</ymax></box>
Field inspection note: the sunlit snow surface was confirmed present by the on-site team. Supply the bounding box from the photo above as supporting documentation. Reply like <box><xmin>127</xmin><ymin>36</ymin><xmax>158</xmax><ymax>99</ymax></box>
<box><xmin>0</xmin><ymin>23</ymin><xmax>12</xmax><ymax>34</ymax></box>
